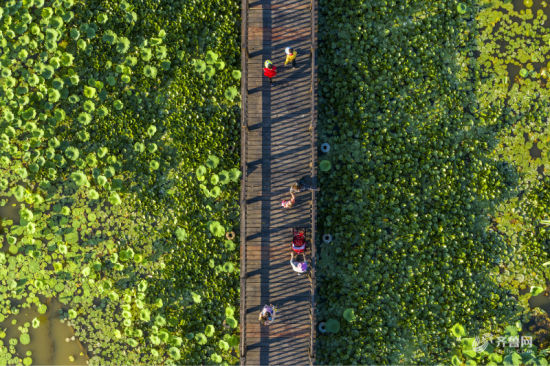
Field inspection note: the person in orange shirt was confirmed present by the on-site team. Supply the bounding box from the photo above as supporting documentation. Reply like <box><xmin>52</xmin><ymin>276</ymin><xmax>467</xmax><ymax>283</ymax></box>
<box><xmin>263</xmin><ymin>60</ymin><xmax>277</xmax><ymax>84</ymax></box>
<box><xmin>284</xmin><ymin>47</ymin><xmax>297</xmax><ymax>68</ymax></box>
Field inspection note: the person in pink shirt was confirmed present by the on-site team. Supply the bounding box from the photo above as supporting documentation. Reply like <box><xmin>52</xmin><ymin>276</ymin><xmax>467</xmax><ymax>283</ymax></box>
<box><xmin>281</xmin><ymin>192</ymin><xmax>295</xmax><ymax>209</ymax></box>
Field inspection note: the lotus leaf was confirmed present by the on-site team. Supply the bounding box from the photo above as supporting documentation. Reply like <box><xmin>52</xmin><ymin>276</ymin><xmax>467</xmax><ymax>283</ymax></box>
<box><xmin>150</xmin><ymin>160</ymin><xmax>160</xmax><ymax>170</ymax></box>
<box><xmin>208</xmin><ymin>221</ymin><xmax>225</xmax><ymax>237</ymax></box>
<box><xmin>71</xmin><ymin>171</ymin><xmax>89</xmax><ymax>187</ymax></box>
<box><xmin>144</xmin><ymin>65</ymin><xmax>157</xmax><ymax>78</ymax></box>
<box><xmin>175</xmin><ymin>227</ymin><xmax>187</xmax><ymax>241</ymax></box>
<box><xmin>343</xmin><ymin>308</ymin><xmax>356</xmax><ymax>322</ymax></box>
<box><xmin>154</xmin><ymin>315</ymin><xmax>166</xmax><ymax>327</ymax></box>
<box><xmin>195</xmin><ymin>332</ymin><xmax>207</xmax><ymax>345</ymax></box>
<box><xmin>108</xmin><ymin>192</ymin><xmax>121</xmax><ymax>206</ymax></box>
<box><xmin>226</xmin><ymin>317</ymin><xmax>237</xmax><ymax>329</ymax></box>
<box><xmin>168</xmin><ymin>347</ymin><xmax>181</xmax><ymax>361</ymax></box>
<box><xmin>325</xmin><ymin>319</ymin><xmax>340</xmax><ymax>333</ymax></box>
<box><xmin>20</xmin><ymin>333</ymin><xmax>30</xmax><ymax>345</ymax></box>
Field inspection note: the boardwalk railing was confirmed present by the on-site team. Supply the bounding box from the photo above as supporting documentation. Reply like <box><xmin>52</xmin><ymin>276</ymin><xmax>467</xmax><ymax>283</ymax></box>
<box><xmin>239</xmin><ymin>0</ymin><xmax>248</xmax><ymax>360</ymax></box>
<box><xmin>308</xmin><ymin>0</ymin><xmax>317</xmax><ymax>362</ymax></box>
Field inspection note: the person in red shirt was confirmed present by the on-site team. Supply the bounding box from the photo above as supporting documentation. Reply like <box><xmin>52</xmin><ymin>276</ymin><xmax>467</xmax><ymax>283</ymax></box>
<box><xmin>263</xmin><ymin>60</ymin><xmax>277</xmax><ymax>85</ymax></box>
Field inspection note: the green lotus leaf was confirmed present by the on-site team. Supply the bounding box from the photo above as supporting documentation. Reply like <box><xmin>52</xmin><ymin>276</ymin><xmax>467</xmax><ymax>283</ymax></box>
<box><xmin>168</xmin><ymin>347</ymin><xmax>181</xmax><ymax>360</ymax></box>
<box><xmin>208</xmin><ymin>221</ymin><xmax>225</xmax><ymax>237</ymax></box>
<box><xmin>102</xmin><ymin>29</ymin><xmax>117</xmax><ymax>44</ymax></box>
<box><xmin>65</xmin><ymin>146</ymin><xmax>80</xmax><ymax>161</ymax></box>
<box><xmin>20</xmin><ymin>207</ymin><xmax>33</xmax><ymax>222</ymax></box>
<box><xmin>116</xmin><ymin>37</ymin><xmax>130</xmax><ymax>53</ymax></box>
<box><xmin>343</xmin><ymin>308</ymin><xmax>356</xmax><ymax>322</ymax></box>
<box><xmin>205</xmin><ymin>324</ymin><xmax>215</xmax><ymax>337</ymax></box>
<box><xmin>71</xmin><ymin>171</ymin><xmax>89</xmax><ymax>187</ymax></box>
<box><xmin>97</xmin><ymin>147</ymin><xmax>108</xmax><ymax>158</ymax></box>
<box><xmin>196</xmin><ymin>165</ymin><xmax>207</xmax><ymax>180</ymax></box>
<box><xmin>226</xmin><ymin>317</ymin><xmax>238</xmax><ymax>329</ymax></box>
<box><xmin>108</xmin><ymin>192</ymin><xmax>121</xmax><ymax>205</ymax></box>
<box><xmin>320</xmin><ymin>160</ymin><xmax>332</xmax><ymax>171</ymax></box>
<box><xmin>139</xmin><ymin>308</ymin><xmax>151</xmax><ymax>322</ymax></box>
<box><xmin>326</xmin><ymin>319</ymin><xmax>340</xmax><ymax>333</ymax></box>
<box><xmin>147</xmin><ymin>125</ymin><xmax>157</xmax><ymax>137</ymax></box>
<box><xmin>191</xmin><ymin>291</ymin><xmax>201</xmax><ymax>303</ymax></box>
<box><xmin>222</xmin><ymin>262</ymin><xmax>235</xmax><ymax>273</ymax></box>
<box><xmin>20</xmin><ymin>333</ymin><xmax>30</xmax><ymax>345</ymax></box>
<box><xmin>228</xmin><ymin>168</ymin><xmax>241</xmax><ymax>182</ymax></box>
<box><xmin>194</xmin><ymin>59</ymin><xmax>206</xmax><ymax>73</ymax></box>
<box><xmin>144</xmin><ymin>65</ymin><xmax>157</xmax><ymax>78</ymax></box>
<box><xmin>83</xmin><ymin>85</ymin><xmax>96</xmax><ymax>99</ymax></box>
<box><xmin>195</xmin><ymin>332</ymin><xmax>207</xmax><ymax>345</ymax></box>
<box><xmin>530</xmin><ymin>286</ymin><xmax>544</xmax><ymax>297</ymax></box>
<box><xmin>224</xmin><ymin>86</ymin><xmax>239</xmax><ymax>101</ymax></box>
<box><xmin>205</xmin><ymin>51</ymin><xmax>219</xmax><ymax>64</ymax></box>
<box><xmin>149</xmin><ymin>160</ymin><xmax>160</xmax><ymax>170</ymax></box>
<box><xmin>451</xmin><ymin>323</ymin><xmax>465</xmax><ymax>338</ymax></box>
<box><xmin>154</xmin><ymin>315</ymin><xmax>166</xmax><ymax>327</ymax></box>
<box><xmin>13</xmin><ymin>186</ymin><xmax>26</xmax><ymax>201</ymax></box>
<box><xmin>175</xmin><ymin>227</ymin><xmax>187</xmax><ymax>241</ymax></box>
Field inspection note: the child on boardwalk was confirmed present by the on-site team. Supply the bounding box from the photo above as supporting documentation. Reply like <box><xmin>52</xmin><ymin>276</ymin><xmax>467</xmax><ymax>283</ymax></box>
<box><xmin>281</xmin><ymin>192</ymin><xmax>295</xmax><ymax>209</ymax></box>
<box><xmin>284</xmin><ymin>47</ymin><xmax>297</xmax><ymax>68</ymax></box>
<box><xmin>259</xmin><ymin>304</ymin><xmax>277</xmax><ymax>326</ymax></box>
<box><xmin>263</xmin><ymin>60</ymin><xmax>277</xmax><ymax>84</ymax></box>
<box><xmin>290</xmin><ymin>252</ymin><xmax>308</xmax><ymax>274</ymax></box>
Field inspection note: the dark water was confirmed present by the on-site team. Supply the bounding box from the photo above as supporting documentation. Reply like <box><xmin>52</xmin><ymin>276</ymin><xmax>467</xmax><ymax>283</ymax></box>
<box><xmin>1</xmin><ymin>299</ymin><xmax>88</xmax><ymax>365</ymax></box>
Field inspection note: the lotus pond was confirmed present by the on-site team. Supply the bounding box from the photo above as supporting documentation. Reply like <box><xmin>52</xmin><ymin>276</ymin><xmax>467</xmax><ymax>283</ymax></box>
<box><xmin>317</xmin><ymin>0</ymin><xmax>550</xmax><ymax>364</ymax></box>
<box><xmin>0</xmin><ymin>0</ymin><xmax>241</xmax><ymax>364</ymax></box>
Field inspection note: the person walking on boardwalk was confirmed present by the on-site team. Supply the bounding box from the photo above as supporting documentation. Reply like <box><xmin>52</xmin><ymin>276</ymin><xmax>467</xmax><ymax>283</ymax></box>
<box><xmin>290</xmin><ymin>252</ymin><xmax>308</xmax><ymax>274</ymax></box>
<box><xmin>281</xmin><ymin>191</ymin><xmax>295</xmax><ymax>209</ymax></box>
<box><xmin>259</xmin><ymin>304</ymin><xmax>277</xmax><ymax>326</ymax></box>
<box><xmin>290</xmin><ymin>182</ymin><xmax>319</xmax><ymax>194</ymax></box>
<box><xmin>284</xmin><ymin>47</ymin><xmax>297</xmax><ymax>68</ymax></box>
<box><xmin>263</xmin><ymin>60</ymin><xmax>277</xmax><ymax>85</ymax></box>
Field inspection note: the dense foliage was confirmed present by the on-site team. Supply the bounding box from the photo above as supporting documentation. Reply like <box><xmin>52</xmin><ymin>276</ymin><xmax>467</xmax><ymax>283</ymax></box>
<box><xmin>0</xmin><ymin>0</ymin><xmax>240</xmax><ymax>364</ymax></box>
<box><xmin>317</xmin><ymin>0</ymin><xmax>550</xmax><ymax>363</ymax></box>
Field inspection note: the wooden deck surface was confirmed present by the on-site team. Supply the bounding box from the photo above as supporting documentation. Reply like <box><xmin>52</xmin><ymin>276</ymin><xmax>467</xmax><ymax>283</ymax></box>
<box><xmin>240</xmin><ymin>0</ymin><xmax>317</xmax><ymax>364</ymax></box>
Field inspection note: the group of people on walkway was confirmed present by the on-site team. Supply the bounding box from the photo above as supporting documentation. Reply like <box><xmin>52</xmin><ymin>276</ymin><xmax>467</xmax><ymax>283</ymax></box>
<box><xmin>258</xmin><ymin>181</ymin><xmax>317</xmax><ymax>326</ymax></box>
<box><xmin>263</xmin><ymin>47</ymin><xmax>297</xmax><ymax>85</ymax></box>
<box><xmin>258</xmin><ymin>46</ymin><xmax>315</xmax><ymax>327</ymax></box>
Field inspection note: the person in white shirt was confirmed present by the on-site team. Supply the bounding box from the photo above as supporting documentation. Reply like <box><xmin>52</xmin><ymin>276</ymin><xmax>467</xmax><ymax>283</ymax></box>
<box><xmin>290</xmin><ymin>252</ymin><xmax>308</xmax><ymax>274</ymax></box>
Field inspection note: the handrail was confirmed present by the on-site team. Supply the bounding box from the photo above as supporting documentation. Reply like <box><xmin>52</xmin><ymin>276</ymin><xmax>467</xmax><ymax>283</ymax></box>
<box><xmin>308</xmin><ymin>0</ymin><xmax>317</xmax><ymax>363</ymax></box>
<box><xmin>308</xmin><ymin>0</ymin><xmax>317</xmax><ymax>362</ymax></box>
<box><xmin>239</xmin><ymin>0</ymin><xmax>248</xmax><ymax>362</ymax></box>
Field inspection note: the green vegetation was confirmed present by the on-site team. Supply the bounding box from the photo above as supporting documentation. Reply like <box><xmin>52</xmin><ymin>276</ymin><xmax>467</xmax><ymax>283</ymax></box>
<box><xmin>317</xmin><ymin>0</ymin><xmax>550</xmax><ymax>363</ymax></box>
<box><xmin>0</xmin><ymin>0</ymin><xmax>240</xmax><ymax>364</ymax></box>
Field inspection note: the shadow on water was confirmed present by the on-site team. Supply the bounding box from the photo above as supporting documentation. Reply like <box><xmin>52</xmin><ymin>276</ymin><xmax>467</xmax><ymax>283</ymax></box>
<box><xmin>1</xmin><ymin>298</ymin><xmax>88</xmax><ymax>365</ymax></box>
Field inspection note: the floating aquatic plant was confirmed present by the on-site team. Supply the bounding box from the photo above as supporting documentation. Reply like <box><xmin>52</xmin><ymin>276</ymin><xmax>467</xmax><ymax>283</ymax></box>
<box><xmin>208</xmin><ymin>221</ymin><xmax>225</xmax><ymax>237</ymax></box>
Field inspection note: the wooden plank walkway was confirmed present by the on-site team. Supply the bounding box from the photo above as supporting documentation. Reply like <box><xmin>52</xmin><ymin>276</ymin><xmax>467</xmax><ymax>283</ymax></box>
<box><xmin>240</xmin><ymin>0</ymin><xmax>317</xmax><ymax>364</ymax></box>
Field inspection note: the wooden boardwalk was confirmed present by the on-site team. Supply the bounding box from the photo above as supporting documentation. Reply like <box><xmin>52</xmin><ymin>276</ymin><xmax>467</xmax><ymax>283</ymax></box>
<box><xmin>239</xmin><ymin>0</ymin><xmax>317</xmax><ymax>364</ymax></box>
